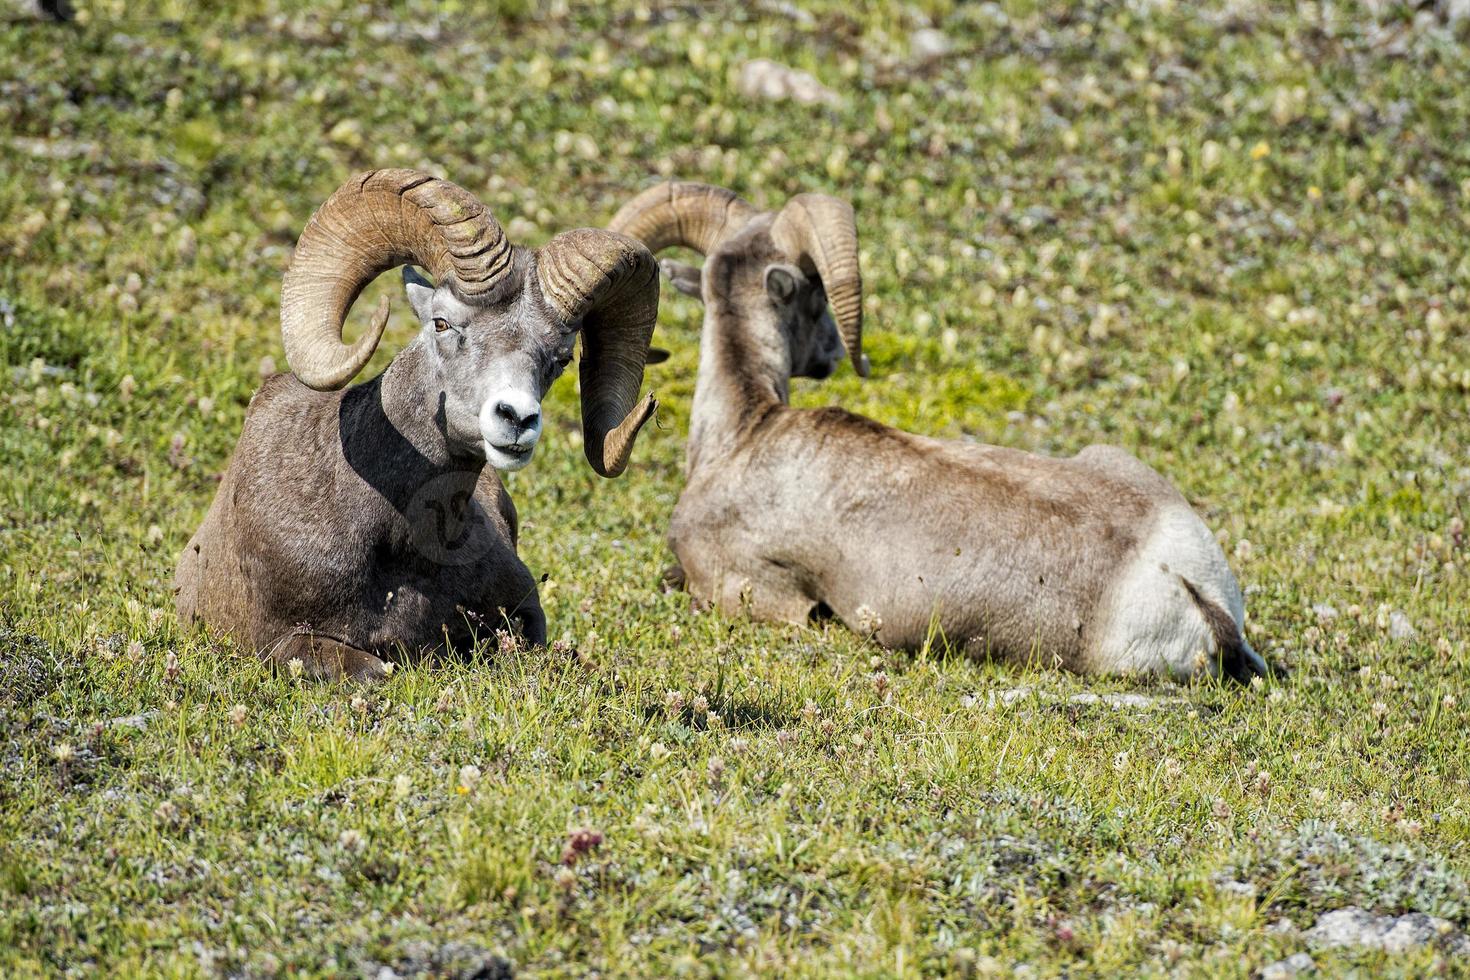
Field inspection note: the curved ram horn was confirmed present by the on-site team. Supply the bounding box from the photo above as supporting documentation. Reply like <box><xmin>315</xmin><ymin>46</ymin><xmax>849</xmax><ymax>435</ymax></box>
<box><xmin>536</xmin><ymin>229</ymin><xmax>661</xmax><ymax>477</ymax></box>
<box><xmin>769</xmin><ymin>193</ymin><xmax>867</xmax><ymax>377</ymax></box>
<box><xmin>280</xmin><ymin>169</ymin><xmax>513</xmax><ymax>390</ymax></box>
<box><xmin>608</xmin><ymin>181</ymin><xmax>758</xmax><ymax>257</ymax></box>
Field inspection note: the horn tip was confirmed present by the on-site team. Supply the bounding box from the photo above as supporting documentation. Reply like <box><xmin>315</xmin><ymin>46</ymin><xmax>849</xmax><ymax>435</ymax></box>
<box><xmin>590</xmin><ymin>391</ymin><xmax>658</xmax><ymax>478</ymax></box>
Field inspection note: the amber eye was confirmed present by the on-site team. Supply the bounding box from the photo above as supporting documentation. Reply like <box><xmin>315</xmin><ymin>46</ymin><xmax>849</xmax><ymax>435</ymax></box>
<box><xmin>433</xmin><ymin>318</ymin><xmax>450</xmax><ymax>333</ymax></box>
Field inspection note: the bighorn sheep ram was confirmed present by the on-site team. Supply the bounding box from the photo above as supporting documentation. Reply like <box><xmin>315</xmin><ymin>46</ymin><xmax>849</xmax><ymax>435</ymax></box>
<box><xmin>176</xmin><ymin>170</ymin><xmax>659</xmax><ymax>681</ymax></box>
<box><xmin>610</xmin><ymin>182</ymin><xmax>1270</xmax><ymax>681</ymax></box>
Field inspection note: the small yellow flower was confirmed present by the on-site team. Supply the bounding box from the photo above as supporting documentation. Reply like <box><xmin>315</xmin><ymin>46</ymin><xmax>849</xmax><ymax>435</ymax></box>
<box><xmin>1250</xmin><ymin>141</ymin><xmax>1270</xmax><ymax>160</ymax></box>
<box><xmin>455</xmin><ymin>784</ymin><xmax>470</xmax><ymax>795</ymax></box>
<box><xmin>1307</xmin><ymin>185</ymin><xmax>1322</xmax><ymax>201</ymax></box>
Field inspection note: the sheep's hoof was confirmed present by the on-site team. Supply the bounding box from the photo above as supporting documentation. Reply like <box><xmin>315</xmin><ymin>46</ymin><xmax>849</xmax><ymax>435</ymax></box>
<box><xmin>660</xmin><ymin>562</ymin><xmax>687</xmax><ymax>593</ymax></box>
<box><xmin>266</xmin><ymin>634</ymin><xmax>393</xmax><ymax>684</ymax></box>
<box><xmin>340</xmin><ymin>651</ymin><xmax>393</xmax><ymax>683</ymax></box>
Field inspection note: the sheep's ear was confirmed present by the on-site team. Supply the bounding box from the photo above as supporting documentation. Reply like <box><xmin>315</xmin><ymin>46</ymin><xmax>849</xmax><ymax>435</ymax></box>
<box><xmin>402</xmin><ymin>266</ymin><xmax>435</xmax><ymax>323</ymax></box>
<box><xmin>764</xmin><ymin>265</ymin><xmax>800</xmax><ymax>306</ymax></box>
<box><xmin>659</xmin><ymin>259</ymin><xmax>703</xmax><ymax>300</ymax></box>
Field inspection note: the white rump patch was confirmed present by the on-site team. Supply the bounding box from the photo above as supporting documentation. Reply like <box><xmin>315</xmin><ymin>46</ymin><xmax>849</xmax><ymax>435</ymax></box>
<box><xmin>1092</xmin><ymin>507</ymin><xmax>1246</xmax><ymax>678</ymax></box>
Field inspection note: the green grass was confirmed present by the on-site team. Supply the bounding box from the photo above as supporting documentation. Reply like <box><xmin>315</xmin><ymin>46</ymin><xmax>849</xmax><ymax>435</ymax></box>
<box><xmin>3</xmin><ymin>0</ymin><xmax>1469</xmax><ymax>975</ymax></box>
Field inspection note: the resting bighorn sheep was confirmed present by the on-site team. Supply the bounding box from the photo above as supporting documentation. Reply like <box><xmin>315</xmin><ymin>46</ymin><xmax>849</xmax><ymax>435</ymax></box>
<box><xmin>610</xmin><ymin>182</ymin><xmax>1270</xmax><ymax>681</ymax></box>
<box><xmin>176</xmin><ymin>170</ymin><xmax>659</xmax><ymax>681</ymax></box>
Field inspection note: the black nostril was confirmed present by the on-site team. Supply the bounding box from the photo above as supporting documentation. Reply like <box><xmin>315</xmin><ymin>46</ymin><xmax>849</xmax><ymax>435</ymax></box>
<box><xmin>495</xmin><ymin>402</ymin><xmax>539</xmax><ymax>430</ymax></box>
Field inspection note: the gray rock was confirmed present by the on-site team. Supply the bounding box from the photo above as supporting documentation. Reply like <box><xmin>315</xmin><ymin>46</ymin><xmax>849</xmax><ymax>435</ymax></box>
<box><xmin>1217</xmin><ymin>878</ymin><xmax>1257</xmax><ymax>898</ymax></box>
<box><xmin>990</xmin><ymin>686</ymin><xmax>1035</xmax><ymax>707</ymax></box>
<box><xmin>910</xmin><ymin>28</ymin><xmax>953</xmax><ymax>60</ymax></box>
<box><xmin>8</xmin><ymin>137</ymin><xmax>100</xmax><ymax>160</ymax></box>
<box><xmin>737</xmin><ymin>59</ymin><xmax>840</xmax><ymax>107</ymax></box>
<box><xmin>1074</xmin><ymin>692</ymin><xmax>1182</xmax><ymax>710</ymax></box>
<box><xmin>757</xmin><ymin>0</ymin><xmax>815</xmax><ymax>26</ymax></box>
<box><xmin>1306</xmin><ymin>906</ymin><xmax>1468</xmax><ymax>954</ymax></box>
<box><xmin>1259</xmin><ymin>952</ymin><xmax>1316</xmax><ymax>979</ymax></box>
<box><xmin>365</xmin><ymin>940</ymin><xmax>513</xmax><ymax>979</ymax></box>
<box><xmin>108</xmin><ymin>711</ymin><xmax>157</xmax><ymax>731</ymax></box>
<box><xmin>986</xmin><ymin>688</ymin><xmax>1184</xmax><ymax>711</ymax></box>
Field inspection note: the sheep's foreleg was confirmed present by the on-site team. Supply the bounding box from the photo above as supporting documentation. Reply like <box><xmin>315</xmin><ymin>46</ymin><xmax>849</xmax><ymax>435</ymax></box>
<box><xmin>510</xmin><ymin>599</ymin><xmax>547</xmax><ymax>648</ymax></box>
<box><xmin>713</xmin><ymin>562</ymin><xmax>819</xmax><ymax>628</ymax></box>
<box><xmin>263</xmin><ymin>631</ymin><xmax>392</xmax><ymax>683</ymax></box>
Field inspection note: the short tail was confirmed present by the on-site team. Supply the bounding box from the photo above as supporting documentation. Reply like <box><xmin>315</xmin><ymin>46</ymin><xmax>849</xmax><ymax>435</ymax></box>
<box><xmin>1180</xmin><ymin>577</ymin><xmax>1277</xmax><ymax>684</ymax></box>
<box><xmin>660</xmin><ymin>561</ymin><xmax>687</xmax><ymax>593</ymax></box>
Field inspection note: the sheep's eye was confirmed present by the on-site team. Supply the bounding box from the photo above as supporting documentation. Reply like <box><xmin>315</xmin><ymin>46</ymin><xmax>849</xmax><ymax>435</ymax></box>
<box><xmin>433</xmin><ymin>318</ymin><xmax>450</xmax><ymax>333</ymax></box>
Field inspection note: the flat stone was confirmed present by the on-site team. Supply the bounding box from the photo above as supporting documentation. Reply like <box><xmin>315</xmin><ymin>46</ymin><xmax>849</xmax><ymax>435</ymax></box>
<box><xmin>1216</xmin><ymin>878</ymin><xmax>1257</xmax><ymax>898</ymax></box>
<box><xmin>983</xmin><ymin>688</ymin><xmax>1183</xmax><ymax>711</ymax></box>
<box><xmin>737</xmin><ymin>59</ymin><xmax>839</xmax><ymax>107</ymax></box>
<box><xmin>107</xmin><ymin>711</ymin><xmax>157</xmax><ymax>731</ymax></box>
<box><xmin>1259</xmin><ymin>952</ymin><xmax>1316</xmax><ymax>979</ymax></box>
<box><xmin>1069</xmin><ymin>691</ymin><xmax>1183</xmax><ymax>710</ymax></box>
<box><xmin>910</xmin><ymin>28</ymin><xmax>953</xmax><ymax>60</ymax></box>
<box><xmin>1306</xmin><ymin>906</ymin><xmax>1467</xmax><ymax>954</ymax></box>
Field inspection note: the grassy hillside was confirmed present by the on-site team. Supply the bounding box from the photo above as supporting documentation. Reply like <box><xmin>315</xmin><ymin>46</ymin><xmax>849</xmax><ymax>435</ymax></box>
<box><xmin>2</xmin><ymin>1</ymin><xmax>1467</xmax><ymax>974</ymax></box>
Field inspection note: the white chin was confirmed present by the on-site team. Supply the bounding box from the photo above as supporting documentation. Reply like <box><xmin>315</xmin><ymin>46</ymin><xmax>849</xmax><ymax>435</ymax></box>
<box><xmin>484</xmin><ymin>442</ymin><xmax>534</xmax><ymax>471</ymax></box>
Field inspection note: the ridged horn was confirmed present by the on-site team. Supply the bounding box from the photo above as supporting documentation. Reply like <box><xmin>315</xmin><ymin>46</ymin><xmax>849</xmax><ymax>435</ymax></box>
<box><xmin>280</xmin><ymin>169</ymin><xmax>513</xmax><ymax>390</ymax></box>
<box><xmin>607</xmin><ymin>181</ymin><xmax>758</xmax><ymax>257</ymax></box>
<box><xmin>769</xmin><ymin>194</ymin><xmax>867</xmax><ymax>377</ymax></box>
<box><xmin>536</xmin><ymin>229</ymin><xmax>660</xmax><ymax>478</ymax></box>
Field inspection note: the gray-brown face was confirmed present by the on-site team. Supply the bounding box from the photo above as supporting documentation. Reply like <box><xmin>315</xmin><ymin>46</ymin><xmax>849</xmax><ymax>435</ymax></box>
<box><xmin>402</xmin><ymin>252</ymin><xmax>577</xmax><ymax>470</ymax></box>
<box><xmin>661</xmin><ymin>255</ymin><xmax>845</xmax><ymax>380</ymax></box>
<box><xmin>763</xmin><ymin>263</ymin><xmax>845</xmax><ymax>380</ymax></box>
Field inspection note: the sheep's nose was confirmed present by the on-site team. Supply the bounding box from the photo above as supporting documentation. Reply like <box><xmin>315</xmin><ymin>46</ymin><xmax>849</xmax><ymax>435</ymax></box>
<box><xmin>494</xmin><ymin>400</ymin><xmax>540</xmax><ymax>432</ymax></box>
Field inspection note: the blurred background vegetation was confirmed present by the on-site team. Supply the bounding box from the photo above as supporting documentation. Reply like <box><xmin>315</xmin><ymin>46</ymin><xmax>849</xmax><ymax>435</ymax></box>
<box><xmin>1</xmin><ymin>1</ymin><xmax>1467</xmax><ymax>975</ymax></box>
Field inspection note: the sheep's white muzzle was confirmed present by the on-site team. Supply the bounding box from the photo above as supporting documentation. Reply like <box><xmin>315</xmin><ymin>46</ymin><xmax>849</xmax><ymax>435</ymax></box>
<box><xmin>480</xmin><ymin>390</ymin><xmax>543</xmax><ymax>472</ymax></box>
